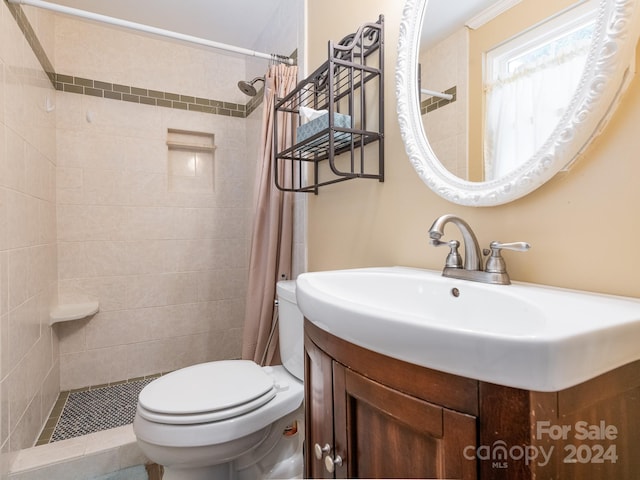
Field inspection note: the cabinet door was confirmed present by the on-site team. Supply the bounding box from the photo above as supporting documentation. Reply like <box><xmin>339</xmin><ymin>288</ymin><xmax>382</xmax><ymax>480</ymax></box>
<box><xmin>304</xmin><ymin>336</ymin><xmax>335</xmax><ymax>478</ymax></box>
<box><xmin>333</xmin><ymin>364</ymin><xmax>477</xmax><ymax>479</ymax></box>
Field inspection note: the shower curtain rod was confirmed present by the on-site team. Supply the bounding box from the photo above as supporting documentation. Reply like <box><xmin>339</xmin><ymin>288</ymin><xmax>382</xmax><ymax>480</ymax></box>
<box><xmin>421</xmin><ymin>88</ymin><xmax>453</xmax><ymax>101</ymax></box>
<box><xmin>8</xmin><ymin>0</ymin><xmax>295</xmax><ymax>65</ymax></box>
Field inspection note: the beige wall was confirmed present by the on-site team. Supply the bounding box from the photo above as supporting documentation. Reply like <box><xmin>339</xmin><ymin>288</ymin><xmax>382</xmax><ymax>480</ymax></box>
<box><xmin>0</xmin><ymin>0</ymin><xmax>59</xmax><ymax>458</ymax></box>
<box><xmin>306</xmin><ymin>0</ymin><xmax>640</xmax><ymax>299</ymax></box>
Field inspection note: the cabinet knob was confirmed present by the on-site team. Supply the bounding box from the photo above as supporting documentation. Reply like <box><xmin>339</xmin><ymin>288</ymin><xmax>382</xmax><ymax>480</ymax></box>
<box><xmin>314</xmin><ymin>443</ymin><xmax>331</xmax><ymax>460</ymax></box>
<box><xmin>324</xmin><ymin>454</ymin><xmax>343</xmax><ymax>473</ymax></box>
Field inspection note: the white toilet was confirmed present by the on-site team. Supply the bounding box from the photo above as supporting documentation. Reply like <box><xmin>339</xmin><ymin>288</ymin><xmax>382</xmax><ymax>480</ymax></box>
<box><xmin>133</xmin><ymin>280</ymin><xmax>304</xmax><ymax>480</ymax></box>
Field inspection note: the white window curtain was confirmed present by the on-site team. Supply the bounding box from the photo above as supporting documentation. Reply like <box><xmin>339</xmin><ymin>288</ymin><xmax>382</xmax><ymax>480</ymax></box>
<box><xmin>484</xmin><ymin>40</ymin><xmax>591</xmax><ymax>181</ymax></box>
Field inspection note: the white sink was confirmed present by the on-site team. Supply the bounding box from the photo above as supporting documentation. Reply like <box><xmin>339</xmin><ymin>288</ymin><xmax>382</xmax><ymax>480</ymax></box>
<box><xmin>295</xmin><ymin>266</ymin><xmax>640</xmax><ymax>391</ymax></box>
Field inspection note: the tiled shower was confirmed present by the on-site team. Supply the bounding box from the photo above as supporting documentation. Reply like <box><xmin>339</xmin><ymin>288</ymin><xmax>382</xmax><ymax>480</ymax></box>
<box><xmin>1</xmin><ymin>0</ymin><xmax>304</xmax><ymax>473</ymax></box>
<box><xmin>419</xmin><ymin>28</ymin><xmax>468</xmax><ymax>179</ymax></box>
<box><xmin>1</xmin><ymin>0</ymin><xmax>59</xmax><ymax>460</ymax></box>
<box><xmin>54</xmin><ymin>15</ymin><xmax>253</xmax><ymax>390</ymax></box>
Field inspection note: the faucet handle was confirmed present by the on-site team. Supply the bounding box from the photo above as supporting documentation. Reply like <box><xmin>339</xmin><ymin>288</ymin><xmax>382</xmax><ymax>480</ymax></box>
<box><xmin>488</xmin><ymin>241</ymin><xmax>531</xmax><ymax>252</ymax></box>
<box><xmin>431</xmin><ymin>239</ymin><xmax>463</xmax><ymax>268</ymax></box>
<box><xmin>483</xmin><ymin>241</ymin><xmax>531</xmax><ymax>274</ymax></box>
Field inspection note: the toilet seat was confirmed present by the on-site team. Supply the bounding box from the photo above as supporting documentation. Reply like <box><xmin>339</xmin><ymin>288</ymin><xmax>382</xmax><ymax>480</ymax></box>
<box><xmin>137</xmin><ymin>360</ymin><xmax>277</xmax><ymax>425</ymax></box>
<box><xmin>134</xmin><ymin>364</ymin><xmax>303</xmax><ymax>448</ymax></box>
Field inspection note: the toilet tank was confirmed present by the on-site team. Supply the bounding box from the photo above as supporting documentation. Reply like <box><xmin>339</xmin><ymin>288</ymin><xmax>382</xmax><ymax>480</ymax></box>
<box><xmin>276</xmin><ymin>280</ymin><xmax>303</xmax><ymax>381</ymax></box>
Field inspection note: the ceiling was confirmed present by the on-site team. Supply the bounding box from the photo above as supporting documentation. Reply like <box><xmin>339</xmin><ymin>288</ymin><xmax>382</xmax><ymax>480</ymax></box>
<box><xmin>43</xmin><ymin>0</ymin><xmax>292</xmax><ymax>50</ymax></box>
<box><xmin>43</xmin><ymin>0</ymin><xmax>499</xmax><ymax>52</ymax></box>
<box><xmin>422</xmin><ymin>0</ymin><xmax>500</xmax><ymax>47</ymax></box>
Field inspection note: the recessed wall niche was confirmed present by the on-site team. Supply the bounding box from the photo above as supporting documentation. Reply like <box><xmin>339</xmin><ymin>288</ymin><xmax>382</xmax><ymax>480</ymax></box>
<box><xmin>167</xmin><ymin>129</ymin><xmax>216</xmax><ymax>193</ymax></box>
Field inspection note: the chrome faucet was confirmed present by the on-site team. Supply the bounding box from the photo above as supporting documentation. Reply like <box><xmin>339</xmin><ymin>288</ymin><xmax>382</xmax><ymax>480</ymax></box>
<box><xmin>428</xmin><ymin>214</ymin><xmax>530</xmax><ymax>285</ymax></box>
<box><xmin>428</xmin><ymin>214</ymin><xmax>482</xmax><ymax>271</ymax></box>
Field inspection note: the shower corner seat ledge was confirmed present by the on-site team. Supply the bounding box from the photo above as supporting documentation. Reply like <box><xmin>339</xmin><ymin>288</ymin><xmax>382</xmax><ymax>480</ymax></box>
<box><xmin>49</xmin><ymin>301</ymin><xmax>99</xmax><ymax>325</ymax></box>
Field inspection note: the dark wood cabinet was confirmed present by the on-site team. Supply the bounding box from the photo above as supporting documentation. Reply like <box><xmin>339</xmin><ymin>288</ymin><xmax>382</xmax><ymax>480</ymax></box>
<box><xmin>304</xmin><ymin>334</ymin><xmax>336</xmax><ymax>479</ymax></box>
<box><xmin>304</xmin><ymin>319</ymin><xmax>640</xmax><ymax>479</ymax></box>
<box><xmin>332</xmin><ymin>363</ymin><xmax>477</xmax><ymax>479</ymax></box>
<box><xmin>305</xmin><ymin>320</ymin><xmax>477</xmax><ymax>479</ymax></box>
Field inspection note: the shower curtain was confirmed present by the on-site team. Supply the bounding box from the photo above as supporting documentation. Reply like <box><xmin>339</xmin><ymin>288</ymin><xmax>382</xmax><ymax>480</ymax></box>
<box><xmin>242</xmin><ymin>63</ymin><xmax>298</xmax><ymax>365</ymax></box>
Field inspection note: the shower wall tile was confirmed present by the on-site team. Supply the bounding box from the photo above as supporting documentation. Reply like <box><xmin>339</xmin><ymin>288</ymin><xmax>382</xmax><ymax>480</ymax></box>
<box><xmin>55</xmin><ymin>25</ymin><xmax>253</xmax><ymax>389</ymax></box>
<box><xmin>58</xmin><ymin>277</ymin><xmax>128</xmax><ymax>313</ymax></box>
<box><xmin>7</xmin><ymin>249</ymin><xmax>28</xmax><ymax>311</ymax></box>
<box><xmin>0</xmin><ymin>185</ymin><xmax>5</xmax><ymax>258</ymax></box>
<box><xmin>0</xmin><ymin>315</ymin><xmax>8</xmax><ymax>431</ymax></box>
<box><xmin>55</xmin><ymin>16</ymin><xmax>249</xmax><ymax>108</ymax></box>
<box><xmin>1</xmin><ymin>2</ymin><xmax>301</xmax><ymax>459</ymax></box>
<box><xmin>56</xmin><ymin>319</ymin><xmax>86</xmax><ymax>355</ymax></box>
<box><xmin>0</xmin><ymin>252</ymin><xmax>8</xmax><ymax>319</ymax></box>
<box><xmin>208</xmin><ymin>327</ymin><xmax>243</xmax><ymax>362</ymax></box>
<box><xmin>7</xmin><ymin>297</ymin><xmax>38</xmax><ymax>373</ymax></box>
<box><xmin>3</xmin><ymin>127</ymin><xmax>25</xmax><ymax>193</ymax></box>
<box><xmin>151</xmin><ymin>303</ymin><xmax>213</xmax><ymax>337</ymax></box>
<box><xmin>121</xmin><ymin>241</ymin><xmax>172</xmax><ymax>276</ymax></box>
<box><xmin>84</xmin><ymin>310</ymin><xmax>151</xmax><ymax>350</ymax></box>
<box><xmin>127</xmin><ymin>173</ymin><xmax>166</xmax><ymax>207</ymax></box>
<box><xmin>21</xmin><ymin>6</ymin><xmax>56</xmax><ymax>69</ymax></box>
<box><xmin>1</xmin><ymin>0</ymin><xmax>58</xmax><ymax>454</ymax></box>
<box><xmin>420</xmin><ymin>28</ymin><xmax>469</xmax><ymax>179</ymax></box>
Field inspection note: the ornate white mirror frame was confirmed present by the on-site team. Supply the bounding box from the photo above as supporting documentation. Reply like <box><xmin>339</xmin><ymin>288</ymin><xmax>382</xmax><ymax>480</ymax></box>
<box><xmin>396</xmin><ymin>0</ymin><xmax>640</xmax><ymax>206</ymax></box>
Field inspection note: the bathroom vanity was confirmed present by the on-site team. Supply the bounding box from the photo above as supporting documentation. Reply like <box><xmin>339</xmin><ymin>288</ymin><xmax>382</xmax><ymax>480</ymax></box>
<box><xmin>304</xmin><ymin>320</ymin><xmax>640</xmax><ymax>479</ymax></box>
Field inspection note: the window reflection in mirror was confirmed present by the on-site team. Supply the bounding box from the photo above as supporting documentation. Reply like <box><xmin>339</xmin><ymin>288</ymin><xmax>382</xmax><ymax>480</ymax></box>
<box><xmin>420</xmin><ymin>0</ymin><xmax>597</xmax><ymax>182</ymax></box>
<box><xmin>484</xmin><ymin>1</ymin><xmax>597</xmax><ymax>180</ymax></box>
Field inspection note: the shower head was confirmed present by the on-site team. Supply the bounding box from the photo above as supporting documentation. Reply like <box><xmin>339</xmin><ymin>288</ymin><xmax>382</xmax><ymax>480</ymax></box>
<box><xmin>237</xmin><ymin>76</ymin><xmax>265</xmax><ymax>96</ymax></box>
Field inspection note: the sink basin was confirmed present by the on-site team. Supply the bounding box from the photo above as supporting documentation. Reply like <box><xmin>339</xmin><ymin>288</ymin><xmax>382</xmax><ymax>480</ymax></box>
<box><xmin>295</xmin><ymin>266</ymin><xmax>640</xmax><ymax>391</ymax></box>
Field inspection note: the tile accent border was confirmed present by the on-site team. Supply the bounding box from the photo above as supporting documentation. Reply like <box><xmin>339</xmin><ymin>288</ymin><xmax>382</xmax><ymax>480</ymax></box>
<box><xmin>56</xmin><ymin>73</ymin><xmax>251</xmax><ymax>117</ymax></box>
<box><xmin>4</xmin><ymin>0</ymin><xmax>275</xmax><ymax>118</ymax></box>
<box><xmin>4</xmin><ymin>0</ymin><xmax>56</xmax><ymax>85</ymax></box>
<box><xmin>421</xmin><ymin>86</ymin><xmax>457</xmax><ymax>115</ymax></box>
<box><xmin>246</xmin><ymin>87</ymin><xmax>265</xmax><ymax>116</ymax></box>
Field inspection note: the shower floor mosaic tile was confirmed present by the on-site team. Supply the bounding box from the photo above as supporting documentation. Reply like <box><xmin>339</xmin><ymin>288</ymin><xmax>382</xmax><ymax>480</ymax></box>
<box><xmin>37</xmin><ymin>375</ymin><xmax>161</xmax><ymax>445</ymax></box>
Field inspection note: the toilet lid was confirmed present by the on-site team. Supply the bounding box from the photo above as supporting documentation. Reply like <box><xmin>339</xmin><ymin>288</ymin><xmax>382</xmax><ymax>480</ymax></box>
<box><xmin>137</xmin><ymin>360</ymin><xmax>276</xmax><ymax>422</ymax></box>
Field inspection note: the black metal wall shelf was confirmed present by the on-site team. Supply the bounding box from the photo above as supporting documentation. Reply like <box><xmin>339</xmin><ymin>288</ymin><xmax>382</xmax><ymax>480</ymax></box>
<box><xmin>274</xmin><ymin>15</ymin><xmax>384</xmax><ymax>194</ymax></box>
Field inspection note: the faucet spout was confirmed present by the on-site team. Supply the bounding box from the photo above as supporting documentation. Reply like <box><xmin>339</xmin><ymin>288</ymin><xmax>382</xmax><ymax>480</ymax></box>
<box><xmin>428</xmin><ymin>214</ymin><xmax>482</xmax><ymax>271</ymax></box>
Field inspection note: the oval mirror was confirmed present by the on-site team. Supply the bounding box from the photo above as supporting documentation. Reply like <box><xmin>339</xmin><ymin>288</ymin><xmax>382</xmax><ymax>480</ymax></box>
<box><xmin>396</xmin><ymin>0</ymin><xmax>640</xmax><ymax>206</ymax></box>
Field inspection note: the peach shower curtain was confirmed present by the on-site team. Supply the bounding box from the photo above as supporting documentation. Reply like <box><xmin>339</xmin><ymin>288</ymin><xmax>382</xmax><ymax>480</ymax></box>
<box><xmin>242</xmin><ymin>63</ymin><xmax>298</xmax><ymax>365</ymax></box>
